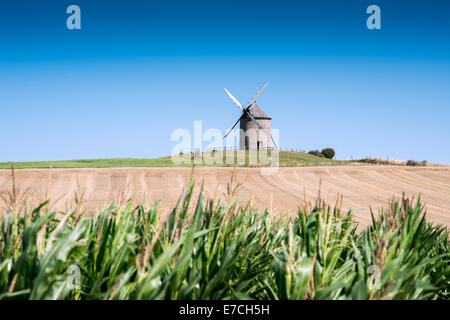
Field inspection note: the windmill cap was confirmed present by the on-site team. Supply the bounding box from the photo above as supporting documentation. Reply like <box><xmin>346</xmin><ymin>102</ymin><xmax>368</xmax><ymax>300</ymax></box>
<box><xmin>246</xmin><ymin>104</ymin><xmax>271</xmax><ymax>119</ymax></box>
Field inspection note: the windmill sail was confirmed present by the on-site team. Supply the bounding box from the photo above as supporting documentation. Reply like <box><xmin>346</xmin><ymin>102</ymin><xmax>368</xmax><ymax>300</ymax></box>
<box><xmin>224</xmin><ymin>88</ymin><xmax>244</xmax><ymax>111</ymax></box>
<box><xmin>224</xmin><ymin>115</ymin><xmax>243</xmax><ymax>139</ymax></box>
<box><xmin>246</xmin><ymin>82</ymin><xmax>269</xmax><ymax>109</ymax></box>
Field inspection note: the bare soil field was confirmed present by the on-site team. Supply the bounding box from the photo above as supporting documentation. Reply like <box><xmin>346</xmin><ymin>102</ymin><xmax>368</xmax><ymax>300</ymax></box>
<box><xmin>1</xmin><ymin>165</ymin><xmax>449</xmax><ymax>228</ymax></box>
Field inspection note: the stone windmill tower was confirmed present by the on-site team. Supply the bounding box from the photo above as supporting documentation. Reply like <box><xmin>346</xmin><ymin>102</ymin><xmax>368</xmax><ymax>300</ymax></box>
<box><xmin>224</xmin><ymin>83</ymin><xmax>277</xmax><ymax>150</ymax></box>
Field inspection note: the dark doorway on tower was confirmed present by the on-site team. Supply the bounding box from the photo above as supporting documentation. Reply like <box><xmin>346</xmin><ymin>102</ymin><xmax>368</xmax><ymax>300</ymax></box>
<box><xmin>245</xmin><ymin>136</ymin><xmax>249</xmax><ymax>150</ymax></box>
<box><xmin>257</xmin><ymin>141</ymin><xmax>261</xmax><ymax>150</ymax></box>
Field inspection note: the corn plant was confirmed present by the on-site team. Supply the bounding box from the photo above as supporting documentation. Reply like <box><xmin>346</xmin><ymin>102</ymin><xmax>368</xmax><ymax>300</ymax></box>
<box><xmin>0</xmin><ymin>182</ymin><xmax>448</xmax><ymax>300</ymax></box>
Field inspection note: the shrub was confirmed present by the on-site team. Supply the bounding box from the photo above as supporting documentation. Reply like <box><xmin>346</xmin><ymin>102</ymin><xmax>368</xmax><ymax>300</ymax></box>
<box><xmin>308</xmin><ymin>150</ymin><xmax>321</xmax><ymax>156</ymax></box>
<box><xmin>406</xmin><ymin>160</ymin><xmax>428</xmax><ymax>167</ymax></box>
<box><xmin>355</xmin><ymin>158</ymin><xmax>407</xmax><ymax>166</ymax></box>
<box><xmin>321</xmin><ymin>148</ymin><xmax>335</xmax><ymax>159</ymax></box>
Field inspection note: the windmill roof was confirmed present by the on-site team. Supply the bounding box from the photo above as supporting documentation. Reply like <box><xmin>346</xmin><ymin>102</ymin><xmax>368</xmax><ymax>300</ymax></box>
<box><xmin>247</xmin><ymin>104</ymin><xmax>271</xmax><ymax>119</ymax></box>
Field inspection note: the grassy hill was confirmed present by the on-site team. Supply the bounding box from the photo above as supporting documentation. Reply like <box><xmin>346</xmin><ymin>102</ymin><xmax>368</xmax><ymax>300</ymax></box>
<box><xmin>0</xmin><ymin>151</ymin><xmax>356</xmax><ymax>169</ymax></box>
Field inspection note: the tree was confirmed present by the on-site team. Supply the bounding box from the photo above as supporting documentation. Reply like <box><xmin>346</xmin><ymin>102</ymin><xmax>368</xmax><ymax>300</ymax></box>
<box><xmin>321</xmin><ymin>148</ymin><xmax>335</xmax><ymax>159</ymax></box>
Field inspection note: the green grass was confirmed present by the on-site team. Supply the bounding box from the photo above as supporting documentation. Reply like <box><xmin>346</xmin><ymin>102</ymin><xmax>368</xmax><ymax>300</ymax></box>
<box><xmin>0</xmin><ymin>182</ymin><xmax>448</xmax><ymax>300</ymax></box>
<box><xmin>0</xmin><ymin>158</ymin><xmax>177</xmax><ymax>169</ymax></box>
<box><xmin>278</xmin><ymin>151</ymin><xmax>349</xmax><ymax>166</ymax></box>
<box><xmin>0</xmin><ymin>151</ymin><xmax>356</xmax><ymax>169</ymax></box>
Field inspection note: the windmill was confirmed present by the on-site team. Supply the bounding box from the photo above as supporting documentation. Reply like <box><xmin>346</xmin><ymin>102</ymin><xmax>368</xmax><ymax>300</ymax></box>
<box><xmin>223</xmin><ymin>83</ymin><xmax>277</xmax><ymax>150</ymax></box>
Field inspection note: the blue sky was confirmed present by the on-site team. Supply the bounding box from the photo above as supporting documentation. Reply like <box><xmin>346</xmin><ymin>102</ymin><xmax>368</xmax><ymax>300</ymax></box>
<box><xmin>0</xmin><ymin>0</ymin><xmax>449</xmax><ymax>163</ymax></box>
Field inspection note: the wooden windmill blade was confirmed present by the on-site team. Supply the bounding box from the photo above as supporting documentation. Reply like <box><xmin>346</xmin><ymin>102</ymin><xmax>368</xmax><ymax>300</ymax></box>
<box><xmin>224</xmin><ymin>88</ymin><xmax>245</xmax><ymax>111</ymax></box>
<box><xmin>223</xmin><ymin>87</ymin><xmax>246</xmax><ymax>139</ymax></box>
<box><xmin>247</xmin><ymin>112</ymin><xmax>263</xmax><ymax>130</ymax></box>
<box><xmin>224</xmin><ymin>114</ymin><xmax>243</xmax><ymax>139</ymax></box>
<box><xmin>246</xmin><ymin>82</ymin><xmax>269</xmax><ymax>109</ymax></box>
